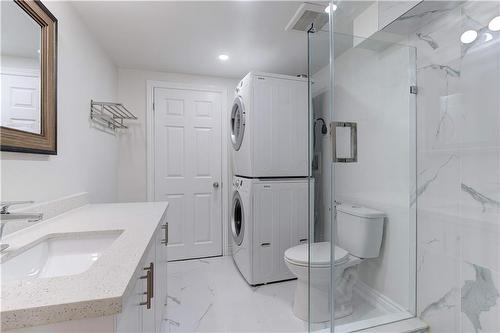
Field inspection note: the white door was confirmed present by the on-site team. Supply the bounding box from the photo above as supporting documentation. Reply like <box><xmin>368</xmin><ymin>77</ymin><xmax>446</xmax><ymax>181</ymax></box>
<box><xmin>0</xmin><ymin>69</ymin><xmax>41</xmax><ymax>133</ymax></box>
<box><xmin>154</xmin><ymin>87</ymin><xmax>222</xmax><ymax>261</ymax></box>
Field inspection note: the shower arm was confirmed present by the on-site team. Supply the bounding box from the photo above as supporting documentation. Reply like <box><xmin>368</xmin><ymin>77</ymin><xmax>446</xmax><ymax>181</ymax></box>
<box><xmin>314</xmin><ymin>118</ymin><xmax>328</xmax><ymax>134</ymax></box>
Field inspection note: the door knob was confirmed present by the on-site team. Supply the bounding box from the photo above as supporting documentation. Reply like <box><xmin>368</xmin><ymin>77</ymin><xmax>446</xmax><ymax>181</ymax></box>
<box><xmin>213</xmin><ymin>182</ymin><xmax>219</xmax><ymax>188</ymax></box>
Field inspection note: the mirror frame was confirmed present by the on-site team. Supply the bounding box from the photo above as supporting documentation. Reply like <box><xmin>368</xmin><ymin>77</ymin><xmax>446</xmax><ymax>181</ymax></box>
<box><xmin>1</xmin><ymin>0</ymin><xmax>57</xmax><ymax>155</ymax></box>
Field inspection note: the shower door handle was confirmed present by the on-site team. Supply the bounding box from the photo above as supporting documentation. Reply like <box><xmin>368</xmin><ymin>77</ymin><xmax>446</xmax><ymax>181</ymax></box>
<box><xmin>330</xmin><ymin>121</ymin><xmax>358</xmax><ymax>163</ymax></box>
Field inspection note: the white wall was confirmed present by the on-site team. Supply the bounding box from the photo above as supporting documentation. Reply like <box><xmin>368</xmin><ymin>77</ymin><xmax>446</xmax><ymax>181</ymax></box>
<box><xmin>116</xmin><ymin>68</ymin><xmax>238</xmax><ymax>202</ymax></box>
<box><xmin>0</xmin><ymin>2</ymin><xmax>119</xmax><ymax>204</ymax></box>
<box><xmin>311</xmin><ymin>65</ymin><xmax>332</xmax><ymax>243</ymax></box>
<box><xmin>312</xmin><ymin>43</ymin><xmax>415</xmax><ymax>309</ymax></box>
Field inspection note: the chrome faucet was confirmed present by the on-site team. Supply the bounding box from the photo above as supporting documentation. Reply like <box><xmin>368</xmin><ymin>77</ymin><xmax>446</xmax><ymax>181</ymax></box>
<box><xmin>1</xmin><ymin>201</ymin><xmax>43</xmax><ymax>251</ymax></box>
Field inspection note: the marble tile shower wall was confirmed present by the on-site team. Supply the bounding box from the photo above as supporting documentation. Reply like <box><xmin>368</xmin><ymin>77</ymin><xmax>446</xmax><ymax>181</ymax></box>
<box><xmin>406</xmin><ymin>2</ymin><xmax>500</xmax><ymax>332</ymax></box>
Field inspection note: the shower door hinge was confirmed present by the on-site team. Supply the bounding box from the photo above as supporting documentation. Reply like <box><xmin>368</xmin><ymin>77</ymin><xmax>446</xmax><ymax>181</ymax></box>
<box><xmin>410</xmin><ymin>85</ymin><xmax>418</xmax><ymax>94</ymax></box>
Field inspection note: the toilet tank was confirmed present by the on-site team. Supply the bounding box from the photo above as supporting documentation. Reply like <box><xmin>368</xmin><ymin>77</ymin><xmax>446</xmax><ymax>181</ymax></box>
<box><xmin>336</xmin><ymin>203</ymin><xmax>385</xmax><ymax>258</ymax></box>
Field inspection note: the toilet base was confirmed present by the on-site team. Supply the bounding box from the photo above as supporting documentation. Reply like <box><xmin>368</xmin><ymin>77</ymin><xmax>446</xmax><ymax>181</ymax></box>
<box><xmin>288</xmin><ymin>262</ymin><xmax>360</xmax><ymax>323</ymax></box>
<box><xmin>334</xmin><ymin>266</ymin><xmax>358</xmax><ymax>319</ymax></box>
<box><xmin>293</xmin><ymin>278</ymin><xmax>331</xmax><ymax>323</ymax></box>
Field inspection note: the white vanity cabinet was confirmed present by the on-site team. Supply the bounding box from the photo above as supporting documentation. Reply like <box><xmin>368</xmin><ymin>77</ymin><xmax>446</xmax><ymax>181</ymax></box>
<box><xmin>116</xmin><ymin>222</ymin><xmax>168</xmax><ymax>333</ymax></box>
<box><xmin>115</xmin><ymin>242</ymin><xmax>155</xmax><ymax>333</ymax></box>
<box><xmin>8</xmin><ymin>220</ymin><xmax>168</xmax><ymax>333</ymax></box>
<box><xmin>115</xmin><ymin>264</ymin><xmax>143</xmax><ymax>332</ymax></box>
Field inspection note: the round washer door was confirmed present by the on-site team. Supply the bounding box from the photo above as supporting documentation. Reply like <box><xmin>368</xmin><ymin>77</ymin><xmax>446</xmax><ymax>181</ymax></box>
<box><xmin>231</xmin><ymin>191</ymin><xmax>245</xmax><ymax>246</ymax></box>
<box><xmin>230</xmin><ymin>96</ymin><xmax>245</xmax><ymax>151</ymax></box>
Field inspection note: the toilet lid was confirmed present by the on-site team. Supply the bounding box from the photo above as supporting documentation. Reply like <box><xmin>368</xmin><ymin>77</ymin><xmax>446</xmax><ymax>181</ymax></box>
<box><xmin>284</xmin><ymin>242</ymin><xmax>349</xmax><ymax>267</ymax></box>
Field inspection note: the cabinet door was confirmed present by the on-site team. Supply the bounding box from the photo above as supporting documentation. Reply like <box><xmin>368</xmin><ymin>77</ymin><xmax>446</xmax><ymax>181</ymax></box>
<box><xmin>155</xmin><ymin>222</ymin><xmax>168</xmax><ymax>332</ymax></box>
<box><xmin>115</xmin><ymin>275</ymin><xmax>142</xmax><ymax>332</ymax></box>
<box><xmin>115</xmin><ymin>225</ymin><xmax>166</xmax><ymax>333</ymax></box>
<box><xmin>142</xmin><ymin>243</ymin><xmax>156</xmax><ymax>333</ymax></box>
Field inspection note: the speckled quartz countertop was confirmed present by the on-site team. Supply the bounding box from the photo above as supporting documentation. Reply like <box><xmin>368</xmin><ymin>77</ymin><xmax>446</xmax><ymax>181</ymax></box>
<box><xmin>0</xmin><ymin>202</ymin><xmax>168</xmax><ymax>330</ymax></box>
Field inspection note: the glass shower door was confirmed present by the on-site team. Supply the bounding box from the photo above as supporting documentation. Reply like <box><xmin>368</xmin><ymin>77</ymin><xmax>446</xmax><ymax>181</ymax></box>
<box><xmin>307</xmin><ymin>25</ymin><xmax>334</xmax><ymax>332</ymax></box>
<box><xmin>307</xmin><ymin>16</ymin><xmax>418</xmax><ymax>333</ymax></box>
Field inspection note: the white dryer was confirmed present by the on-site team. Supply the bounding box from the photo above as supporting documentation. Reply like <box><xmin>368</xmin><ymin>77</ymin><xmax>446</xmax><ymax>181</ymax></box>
<box><xmin>230</xmin><ymin>176</ymin><xmax>311</xmax><ymax>285</ymax></box>
<box><xmin>230</xmin><ymin>72</ymin><xmax>309</xmax><ymax>178</ymax></box>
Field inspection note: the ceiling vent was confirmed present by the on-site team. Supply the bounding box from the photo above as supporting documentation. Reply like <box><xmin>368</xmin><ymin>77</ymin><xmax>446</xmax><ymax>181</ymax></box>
<box><xmin>285</xmin><ymin>3</ymin><xmax>329</xmax><ymax>32</ymax></box>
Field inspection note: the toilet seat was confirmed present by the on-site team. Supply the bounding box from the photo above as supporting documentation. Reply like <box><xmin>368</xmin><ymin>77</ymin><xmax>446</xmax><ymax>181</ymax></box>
<box><xmin>284</xmin><ymin>242</ymin><xmax>349</xmax><ymax>268</ymax></box>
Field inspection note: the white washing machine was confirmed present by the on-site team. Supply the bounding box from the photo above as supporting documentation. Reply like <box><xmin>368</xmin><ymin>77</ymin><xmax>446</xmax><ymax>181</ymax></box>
<box><xmin>230</xmin><ymin>176</ymin><xmax>311</xmax><ymax>285</ymax></box>
<box><xmin>230</xmin><ymin>72</ymin><xmax>309</xmax><ymax>178</ymax></box>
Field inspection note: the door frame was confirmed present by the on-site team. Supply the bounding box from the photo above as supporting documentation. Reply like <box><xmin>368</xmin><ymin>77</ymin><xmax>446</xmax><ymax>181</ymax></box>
<box><xmin>146</xmin><ymin>80</ymin><xmax>230</xmax><ymax>256</ymax></box>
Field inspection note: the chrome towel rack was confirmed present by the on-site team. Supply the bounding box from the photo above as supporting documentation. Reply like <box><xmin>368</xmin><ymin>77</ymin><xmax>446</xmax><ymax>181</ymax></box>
<box><xmin>90</xmin><ymin>100</ymin><xmax>137</xmax><ymax>130</ymax></box>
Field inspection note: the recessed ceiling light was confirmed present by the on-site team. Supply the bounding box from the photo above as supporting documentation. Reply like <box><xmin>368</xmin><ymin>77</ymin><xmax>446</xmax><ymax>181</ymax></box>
<box><xmin>488</xmin><ymin>16</ymin><xmax>500</xmax><ymax>31</ymax></box>
<box><xmin>324</xmin><ymin>4</ymin><xmax>337</xmax><ymax>13</ymax></box>
<box><xmin>218</xmin><ymin>54</ymin><xmax>229</xmax><ymax>61</ymax></box>
<box><xmin>460</xmin><ymin>30</ymin><xmax>477</xmax><ymax>44</ymax></box>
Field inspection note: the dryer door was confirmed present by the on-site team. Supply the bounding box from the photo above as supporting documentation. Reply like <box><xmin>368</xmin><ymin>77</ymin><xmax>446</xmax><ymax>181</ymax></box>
<box><xmin>230</xmin><ymin>96</ymin><xmax>245</xmax><ymax>151</ymax></box>
<box><xmin>231</xmin><ymin>190</ymin><xmax>245</xmax><ymax>246</ymax></box>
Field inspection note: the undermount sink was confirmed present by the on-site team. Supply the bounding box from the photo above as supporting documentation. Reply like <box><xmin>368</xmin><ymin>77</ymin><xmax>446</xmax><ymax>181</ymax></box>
<box><xmin>1</xmin><ymin>231</ymin><xmax>123</xmax><ymax>282</ymax></box>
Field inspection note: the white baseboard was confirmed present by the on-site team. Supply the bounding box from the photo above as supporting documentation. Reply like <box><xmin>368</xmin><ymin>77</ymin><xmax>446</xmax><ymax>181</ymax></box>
<box><xmin>331</xmin><ymin>282</ymin><xmax>416</xmax><ymax>333</ymax></box>
<box><xmin>356</xmin><ymin>317</ymin><xmax>428</xmax><ymax>333</ymax></box>
<box><xmin>355</xmin><ymin>281</ymin><xmax>407</xmax><ymax>314</ymax></box>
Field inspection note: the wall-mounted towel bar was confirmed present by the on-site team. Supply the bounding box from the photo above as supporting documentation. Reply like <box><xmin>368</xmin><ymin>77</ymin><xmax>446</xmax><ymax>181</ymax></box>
<box><xmin>90</xmin><ymin>100</ymin><xmax>137</xmax><ymax>130</ymax></box>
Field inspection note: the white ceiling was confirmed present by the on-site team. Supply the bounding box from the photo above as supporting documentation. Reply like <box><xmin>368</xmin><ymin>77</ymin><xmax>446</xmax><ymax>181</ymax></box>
<box><xmin>73</xmin><ymin>1</ymin><xmax>371</xmax><ymax>79</ymax></box>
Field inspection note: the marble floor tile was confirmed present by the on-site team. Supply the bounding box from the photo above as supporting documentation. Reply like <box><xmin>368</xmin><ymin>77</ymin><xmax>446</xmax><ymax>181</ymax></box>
<box><xmin>163</xmin><ymin>256</ymin><xmax>395</xmax><ymax>333</ymax></box>
<box><xmin>164</xmin><ymin>256</ymin><xmax>309</xmax><ymax>333</ymax></box>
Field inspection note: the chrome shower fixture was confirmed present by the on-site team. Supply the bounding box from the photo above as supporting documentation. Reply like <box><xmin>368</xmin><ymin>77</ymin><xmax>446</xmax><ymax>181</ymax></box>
<box><xmin>315</xmin><ymin>118</ymin><xmax>328</xmax><ymax>135</ymax></box>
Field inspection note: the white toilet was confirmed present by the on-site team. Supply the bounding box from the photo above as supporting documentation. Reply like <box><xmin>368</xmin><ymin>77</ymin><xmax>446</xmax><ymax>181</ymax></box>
<box><xmin>284</xmin><ymin>203</ymin><xmax>385</xmax><ymax>323</ymax></box>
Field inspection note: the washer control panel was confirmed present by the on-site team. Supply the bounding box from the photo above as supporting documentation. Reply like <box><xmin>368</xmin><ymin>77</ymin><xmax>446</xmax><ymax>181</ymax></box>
<box><xmin>232</xmin><ymin>178</ymin><xmax>244</xmax><ymax>189</ymax></box>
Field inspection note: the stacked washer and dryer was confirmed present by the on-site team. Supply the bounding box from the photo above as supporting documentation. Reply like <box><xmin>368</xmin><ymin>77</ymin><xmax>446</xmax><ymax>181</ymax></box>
<box><xmin>230</xmin><ymin>72</ymin><xmax>310</xmax><ymax>285</ymax></box>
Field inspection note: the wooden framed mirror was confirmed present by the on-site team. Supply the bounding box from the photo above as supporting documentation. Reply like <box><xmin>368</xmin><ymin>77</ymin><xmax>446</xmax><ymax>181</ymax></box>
<box><xmin>1</xmin><ymin>0</ymin><xmax>57</xmax><ymax>154</ymax></box>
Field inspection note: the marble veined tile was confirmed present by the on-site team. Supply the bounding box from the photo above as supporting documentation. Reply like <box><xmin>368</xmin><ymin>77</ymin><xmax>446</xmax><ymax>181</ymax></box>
<box><xmin>459</xmin><ymin>214</ymin><xmax>500</xmax><ymax>277</ymax></box>
<box><xmin>407</xmin><ymin>6</ymin><xmax>463</xmax><ymax>70</ymax></box>
<box><xmin>460</xmin><ymin>150</ymin><xmax>500</xmax><ymax>225</ymax></box>
<box><xmin>460</xmin><ymin>263</ymin><xmax>500</xmax><ymax>333</ymax></box>
<box><xmin>414</xmin><ymin>153</ymin><xmax>460</xmax><ymax>213</ymax></box>
<box><xmin>417</xmin><ymin>249</ymin><xmax>461</xmax><ymax>333</ymax></box>
<box><xmin>417</xmin><ymin>210</ymin><xmax>460</xmax><ymax>261</ymax></box>
<box><xmin>164</xmin><ymin>256</ymin><xmax>400</xmax><ymax>333</ymax></box>
<box><xmin>165</xmin><ymin>256</ymin><xmax>310</xmax><ymax>333</ymax></box>
<box><xmin>416</xmin><ymin>59</ymin><xmax>463</xmax><ymax>152</ymax></box>
<box><xmin>458</xmin><ymin>40</ymin><xmax>500</xmax><ymax>149</ymax></box>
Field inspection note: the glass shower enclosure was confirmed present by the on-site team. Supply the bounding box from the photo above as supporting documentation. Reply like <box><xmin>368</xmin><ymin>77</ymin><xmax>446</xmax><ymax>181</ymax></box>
<box><xmin>306</xmin><ymin>4</ymin><xmax>417</xmax><ymax>332</ymax></box>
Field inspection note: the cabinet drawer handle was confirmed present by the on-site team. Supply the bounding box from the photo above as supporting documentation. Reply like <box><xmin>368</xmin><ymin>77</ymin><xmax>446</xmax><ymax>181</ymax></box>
<box><xmin>145</xmin><ymin>262</ymin><xmax>154</xmax><ymax>299</ymax></box>
<box><xmin>150</xmin><ymin>263</ymin><xmax>154</xmax><ymax>299</ymax></box>
<box><xmin>140</xmin><ymin>262</ymin><xmax>154</xmax><ymax>309</ymax></box>
<box><xmin>139</xmin><ymin>269</ymin><xmax>152</xmax><ymax>309</ymax></box>
<box><xmin>161</xmin><ymin>223</ymin><xmax>168</xmax><ymax>246</ymax></box>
